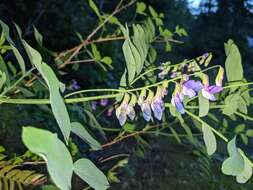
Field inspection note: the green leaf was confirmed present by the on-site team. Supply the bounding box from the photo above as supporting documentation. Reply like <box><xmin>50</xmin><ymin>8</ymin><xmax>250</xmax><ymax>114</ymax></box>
<box><xmin>222</xmin><ymin>93</ymin><xmax>240</xmax><ymax>115</ymax></box>
<box><xmin>71</xmin><ymin>122</ymin><xmax>101</xmax><ymax>150</ymax></box>
<box><xmin>0</xmin><ymin>55</ymin><xmax>9</xmax><ymax>86</ymax></box>
<box><xmin>73</xmin><ymin>158</ymin><xmax>109</xmax><ymax>190</ymax></box>
<box><xmin>202</xmin><ymin>123</ymin><xmax>216</xmax><ymax>155</ymax></box>
<box><xmin>33</xmin><ymin>27</ymin><xmax>43</xmax><ymax>46</ymax></box>
<box><xmin>119</xmin><ymin>69</ymin><xmax>127</xmax><ymax>87</ymax></box>
<box><xmin>101</xmin><ymin>57</ymin><xmax>112</xmax><ymax>65</ymax></box>
<box><xmin>225</xmin><ymin>39</ymin><xmax>243</xmax><ymax>82</ymax></box>
<box><xmin>222</xmin><ymin>136</ymin><xmax>244</xmax><ymax>176</ymax></box>
<box><xmin>0</xmin><ymin>20</ymin><xmax>26</xmax><ymax>74</ymax></box>
<box><xmin>198</xmin><ymin>91</ymin><xmax>209</xmax><ymax>117</ymax></box>
<box><xmin>88</xmin><ymin>0</ymin><xmax>101</xmax><ymax>18</ymax></box>
<box><xmin>136</xmin><ymin>2</ymin><xmax>146</xmax><ymax>14</ymax></box>
<box><xmin>240</xmin><ymin>134</ymin><xmax>248</xmax><ymax>145</ymax></box>
<box><xmin>22</xmin><ymin>40</ymin><xmax>71</xmax><ymax>143</ymax></box>
<box><xmin>246</xmin><ymin>129</ymin><xmax>253</xmax><ymax>137</ymax></box>
<box><xmin>41</xmin><ymin>63</ymin><xmax>71</xmax><ymax>143</ymax></box>
<box><xmin>236</xmin><ymin>150</ymin><xmax>253</xmax><ymax>183</ymax></box>
<box><xmin>122</xmin><ymin>39</ymin><xmax>137</xmax><ymax>83</ymax></box>
<box><xmin>238</xmin><ymin>96</ymin><xmax>248</xmax><ymax>114</ymax></box>
<box><xmin>22</xmin><ymin>127</ymin><xmax>73</xmax><ymax>190</ymax></box>
<box><xmin>83</xmin><ymin>109</ymin><xmax>105</xmax><ymax>137</ymax></box>
<box><xmin>165</xmin><ymin>42</ymin><xmax>172</xmax><ymax>52</ymax></box>
<box><xmin>42</xmin><ymin>185</ymin><xmax>60</xmax><ymax>190</ymax></box>
<box><xmin>234</xmin><ymin>124</ymin><xmax>245</xmax><ymax>134</ymax></box>
<box><xmin>123</xmin><ymin>123</ymin><xmax>135</xmax><ymax>132</ymax></box>
<box><xmin>0</xmin><ymin>70</ymin><xmax>6</xmax><ymax>90</ymax></box>
<box><xmin>148</xmin><ymin>6</ymin><xmax>158</xmax><ymax>18</ymax></box>
<box><xmin>91</xmin><ymin>44</ymin><xmax>101</xmax><ymax>61</ymax></box>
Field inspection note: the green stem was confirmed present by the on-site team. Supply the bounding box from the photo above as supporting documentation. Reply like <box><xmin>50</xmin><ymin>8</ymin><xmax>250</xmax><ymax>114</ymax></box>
<box><xmin>235</xmin><ymin>111</ymin><xmax>253</xmax><ymax>122</ymax></box>
<box><xmin>0</xmin><ymin>94</ymin><xmax>120</xmax><ymax>105</ymax></box>
<box><xmin>0</xmin><ymin>68</ymin><xmax>35</xmax><ymax>97</ymax></box>
<box><xmin>223</xmin><ymin>82</ymin><xmax>253</xmax><ymax>89</ymax></box>
<box><xmin>130</xmin><ymin>67</ymin><xmax>160</xmax><ymax>85</ymax></box>
<box><xmin>185</xmin><ymin>105</ymin><xmax>225</xmax><ymax>109</ymax></box>
<box><xmin>183</xmin><ymin>109</ymin><xmax>228</xmax><ymax>142</ymax></box>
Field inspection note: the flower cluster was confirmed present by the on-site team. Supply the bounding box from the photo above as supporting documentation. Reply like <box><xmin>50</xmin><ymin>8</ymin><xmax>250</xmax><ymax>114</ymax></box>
<box><xmin>115</xmin><ymin>64</ymin><xmax>224</xmax><ymax>126</ymax></box>
<box><xmin>171</xmin><ymin>67</ymin><xmax>224</xmax><ymax>113</ymax></box>
<box><xmin>116</xmin><ymin>83</ymin><xmax>168</xmax><ymax>126</ymax></box>
<box><xmin>158</xmin><ymin>53</ymin><xmax>213</xmax><ymax>79</ymax></box>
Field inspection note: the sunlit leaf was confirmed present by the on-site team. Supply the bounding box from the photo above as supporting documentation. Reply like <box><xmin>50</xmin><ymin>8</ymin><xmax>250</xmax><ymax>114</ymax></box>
<box><xmin>222</xmin><ymin>136</ymin><xmax>244</xmax><ymax>176</ymax></box>
<box><xmin>198</xmin><ymin>91</ymin><xmax>209</xmax><ymax>117</ymax></box>
<box><xmin>202</xmin><ymin>123</ymin><xmax>216</xmax><ymax>156</ymax></box>
<box><xmin>236</xmin><ymin>150</ymin><xmax>253</xmax><ymax>183</ymax></box>
<box><xmin>22</xmin><ymin>41</ymin><xmax>71</xmax><ymax>143</ymax></box>
<box><xmin>225</xmin><ymin>39</ymin><xmax>243</xmax><ymax>82</ymax></box>
<box><xmin>22</xmin><ymin>127</ymin><xmax>73</xmax><ymax>190</ymax></box>
<box><xmin>122</xmin><ymin>39</ymin><xmax>137</xmax><ymax>83</ymax></box>
<box><xmin>73</xmin><ymin>158</ymin><xmax>109</xmax><ymax>190</ymax></box>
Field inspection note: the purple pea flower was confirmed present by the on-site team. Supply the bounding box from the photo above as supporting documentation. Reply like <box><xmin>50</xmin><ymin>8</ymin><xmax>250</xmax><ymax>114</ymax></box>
<box><xmin>140</xmin><ymin>90</ymin><xmax>154</xmax><ymax>122</ymax></box>
<box><xmin>126</xmin><ymin>94</ymin><xmax>137</xmax><ymax>121</ymax></box>
<box><xmin>171</xmin><ymin>83</ymin><xmax>185</xmax><ymax>114</ymax></box>
<box><xmin>201</xmin><ymin>74</ymin><xmax>223</xmax><ymax>101</ymax></box>
<box><xmin>151</xmin><ymin>86</ymin><xmax>165</xmax><ymax>120</ymax></box>
<box><xmin>171</xmin><ymin>92</ymin><xmax>185</xmax><ymax>114</ymax></box>
<box><xmin>182</xmin><ymin>79</ymin><xmax>203</xmax><ymax>98</ymax></box>
<box><xmin>202</xmin><ymin>85</ymin><xmax>223</xmax><ymax>101</ymax></box>
<box><xmin>116</xmin><ymin>103</ymin><xmax>128</xmax><ymax>126</ymax></box>
<box><xmin>141</xmin><ymin>101</ymin><xmax>152</xmax><ymax>121</ymax></box>
<box><xmin>151</xmin><ymin>97</ymin><xmax>164</xmax><ymax>120</ymax></box>
<box><xmin>91</xmin><ymin>101</ymin><xmax>97</xmax><ymax>110</ymax></box>
<box><xmin>70</xmin><ymin>80</ymin><xmax>80</xmax><ymax>90</ymax></box>
<box><xmin>106</xmin><ymin>107</ymin><xmax>113</xmax><ymax>117</ymax></box>
<box><xmin>127</xmin><ymin>105</ymin><xmax>136</xmax><ymax>120</ymax></box>
<box><xmin>116</xmin><ymin>94</ymin><xmax>130</xmax><ymax>126</ymax></box>
<box><xmin>100</xmin><ymin>98</ymin><xmax>108</xmax><ymax>106</ymax></box>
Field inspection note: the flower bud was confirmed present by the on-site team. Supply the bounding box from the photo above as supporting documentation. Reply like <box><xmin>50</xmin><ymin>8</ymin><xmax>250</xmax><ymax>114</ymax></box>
<box><xmin>215</xmin><ymin>66</ymin><xmax>224</xmax><ymax>87</ymax></box>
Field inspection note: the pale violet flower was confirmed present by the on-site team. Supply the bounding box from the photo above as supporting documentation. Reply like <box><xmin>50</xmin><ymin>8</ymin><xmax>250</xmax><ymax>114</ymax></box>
<box><xmin>201</xmin><ymin>74</ymin><xmax>223</xmax><ymax>101</ymax></box>
<box><xmin>140</xmin><ymin>90</ymin><xmax>154</xmax><ymax>122</ymax></box>
<box><xmin>171</xmin><ymin>92</ymin><xmax>185</xmax><ymax>114</ymax></box>
<box><xmin>141</xmin><ymin>101</ymin><xmax>152</xmax><ymax>121</ymax></box>
<box><xmin>182</xmin><ymin>79</ymin><xmax>203</xmax><ymax>98</ymax></box>
<box><xmin>151</xmin><ymin>86</ymin><xmax>165</xmax><ymax>120</ymax></box>
<box><xmin>126</xmin><ymin>94</ymin><xmax>137</xmax><ymax>121</ymax></box>
<box><xmin>202</xmin><ymin>85</ymin><xmax>223</xmax><ymax>101</ymax></box>
<box><xmin>171</xmin><ymin>83</ymin><xmax>185</xmax><ymax>114</ymax></box>
<box><xmin>100</xmin><ymin>98</ymin><xmax>108</xmax><ymax>106</ymax></box>
<box><xmin>115</xmin><ymin>94</ymin><xmax>130</xmax><ymax>126</ymax></box>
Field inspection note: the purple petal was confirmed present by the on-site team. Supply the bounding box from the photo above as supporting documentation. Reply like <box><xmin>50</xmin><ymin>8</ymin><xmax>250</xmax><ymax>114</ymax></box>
<box><xmin>127</xmin><ymin>106</ymin><xmax>136</xmax><ymax>120</ymax></box>
<box><xmin>118</xmin><ymin>113</ymin><xmax>127</xmax><ymax>126</ymax></box>
<box><xmin>182</xmin><ymin>86</ymin><xmax>196</xmax><ymax>98</ymax></box>
<box><xmin>171</xmin><ymin>95</ymin><xmax>185</xmax><ymax>114</ymax></box>
<box><xmin>202</xmin><ymin>89</ymin><xmax>216</xmax><ymax>101</ymax></box>
<box><xmin>184</xmin><ymin>80</ymin><xmax>203</xmax><ymax>92</ymax></box>
<box><xmin>208</xmin><ymin>85</ymin><xmax>223</xmax><ymax>94</ymax></box>
<box><xmin>100</xmin><ymin>99</ymin><xmax>108</xmax><ymax>106</ymax></box>
<box><xmin>151</xmin><ymin>99</ymin><xmax>164</xmax><ymax>120</ymax></box>
<box><xmin>91</xmin><ymin>101</ymin><xmax>97</xmax><ymax>110</ymax></box>
<box><xmin>106</xmin><ymin>108</ymin><xmax>113</xmax><ymax>117</ymax></box>
<box><xmin>141</xmin><ymin>103</ymin><xmax>152</xmax><ymax>121</ymax></box>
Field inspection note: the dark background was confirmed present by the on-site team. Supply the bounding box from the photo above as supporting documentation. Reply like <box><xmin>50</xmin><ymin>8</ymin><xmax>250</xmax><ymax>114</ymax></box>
<box><xmin>1</xmin><ymin>0</ymin><xmax>253</xmax><ymax>189</ymax></box>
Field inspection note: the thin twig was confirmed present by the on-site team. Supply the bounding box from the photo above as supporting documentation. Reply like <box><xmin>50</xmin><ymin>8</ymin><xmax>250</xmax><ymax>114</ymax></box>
<box><xmin>58</xmin><ymin>0</ymin><xmax>137</xmax><ymax>69</ymax></box>
<box><xmin>99</xmin><ymin>154</ymin><xmax>129</xmax><ymax>163</ymax></box>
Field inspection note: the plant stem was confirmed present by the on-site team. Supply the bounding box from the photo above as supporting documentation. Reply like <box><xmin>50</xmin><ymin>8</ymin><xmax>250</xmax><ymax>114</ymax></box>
<box><xmin>183</xmin><ymin>109</ymin><xmax>228</xmax><ymax>142</ymax></box>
